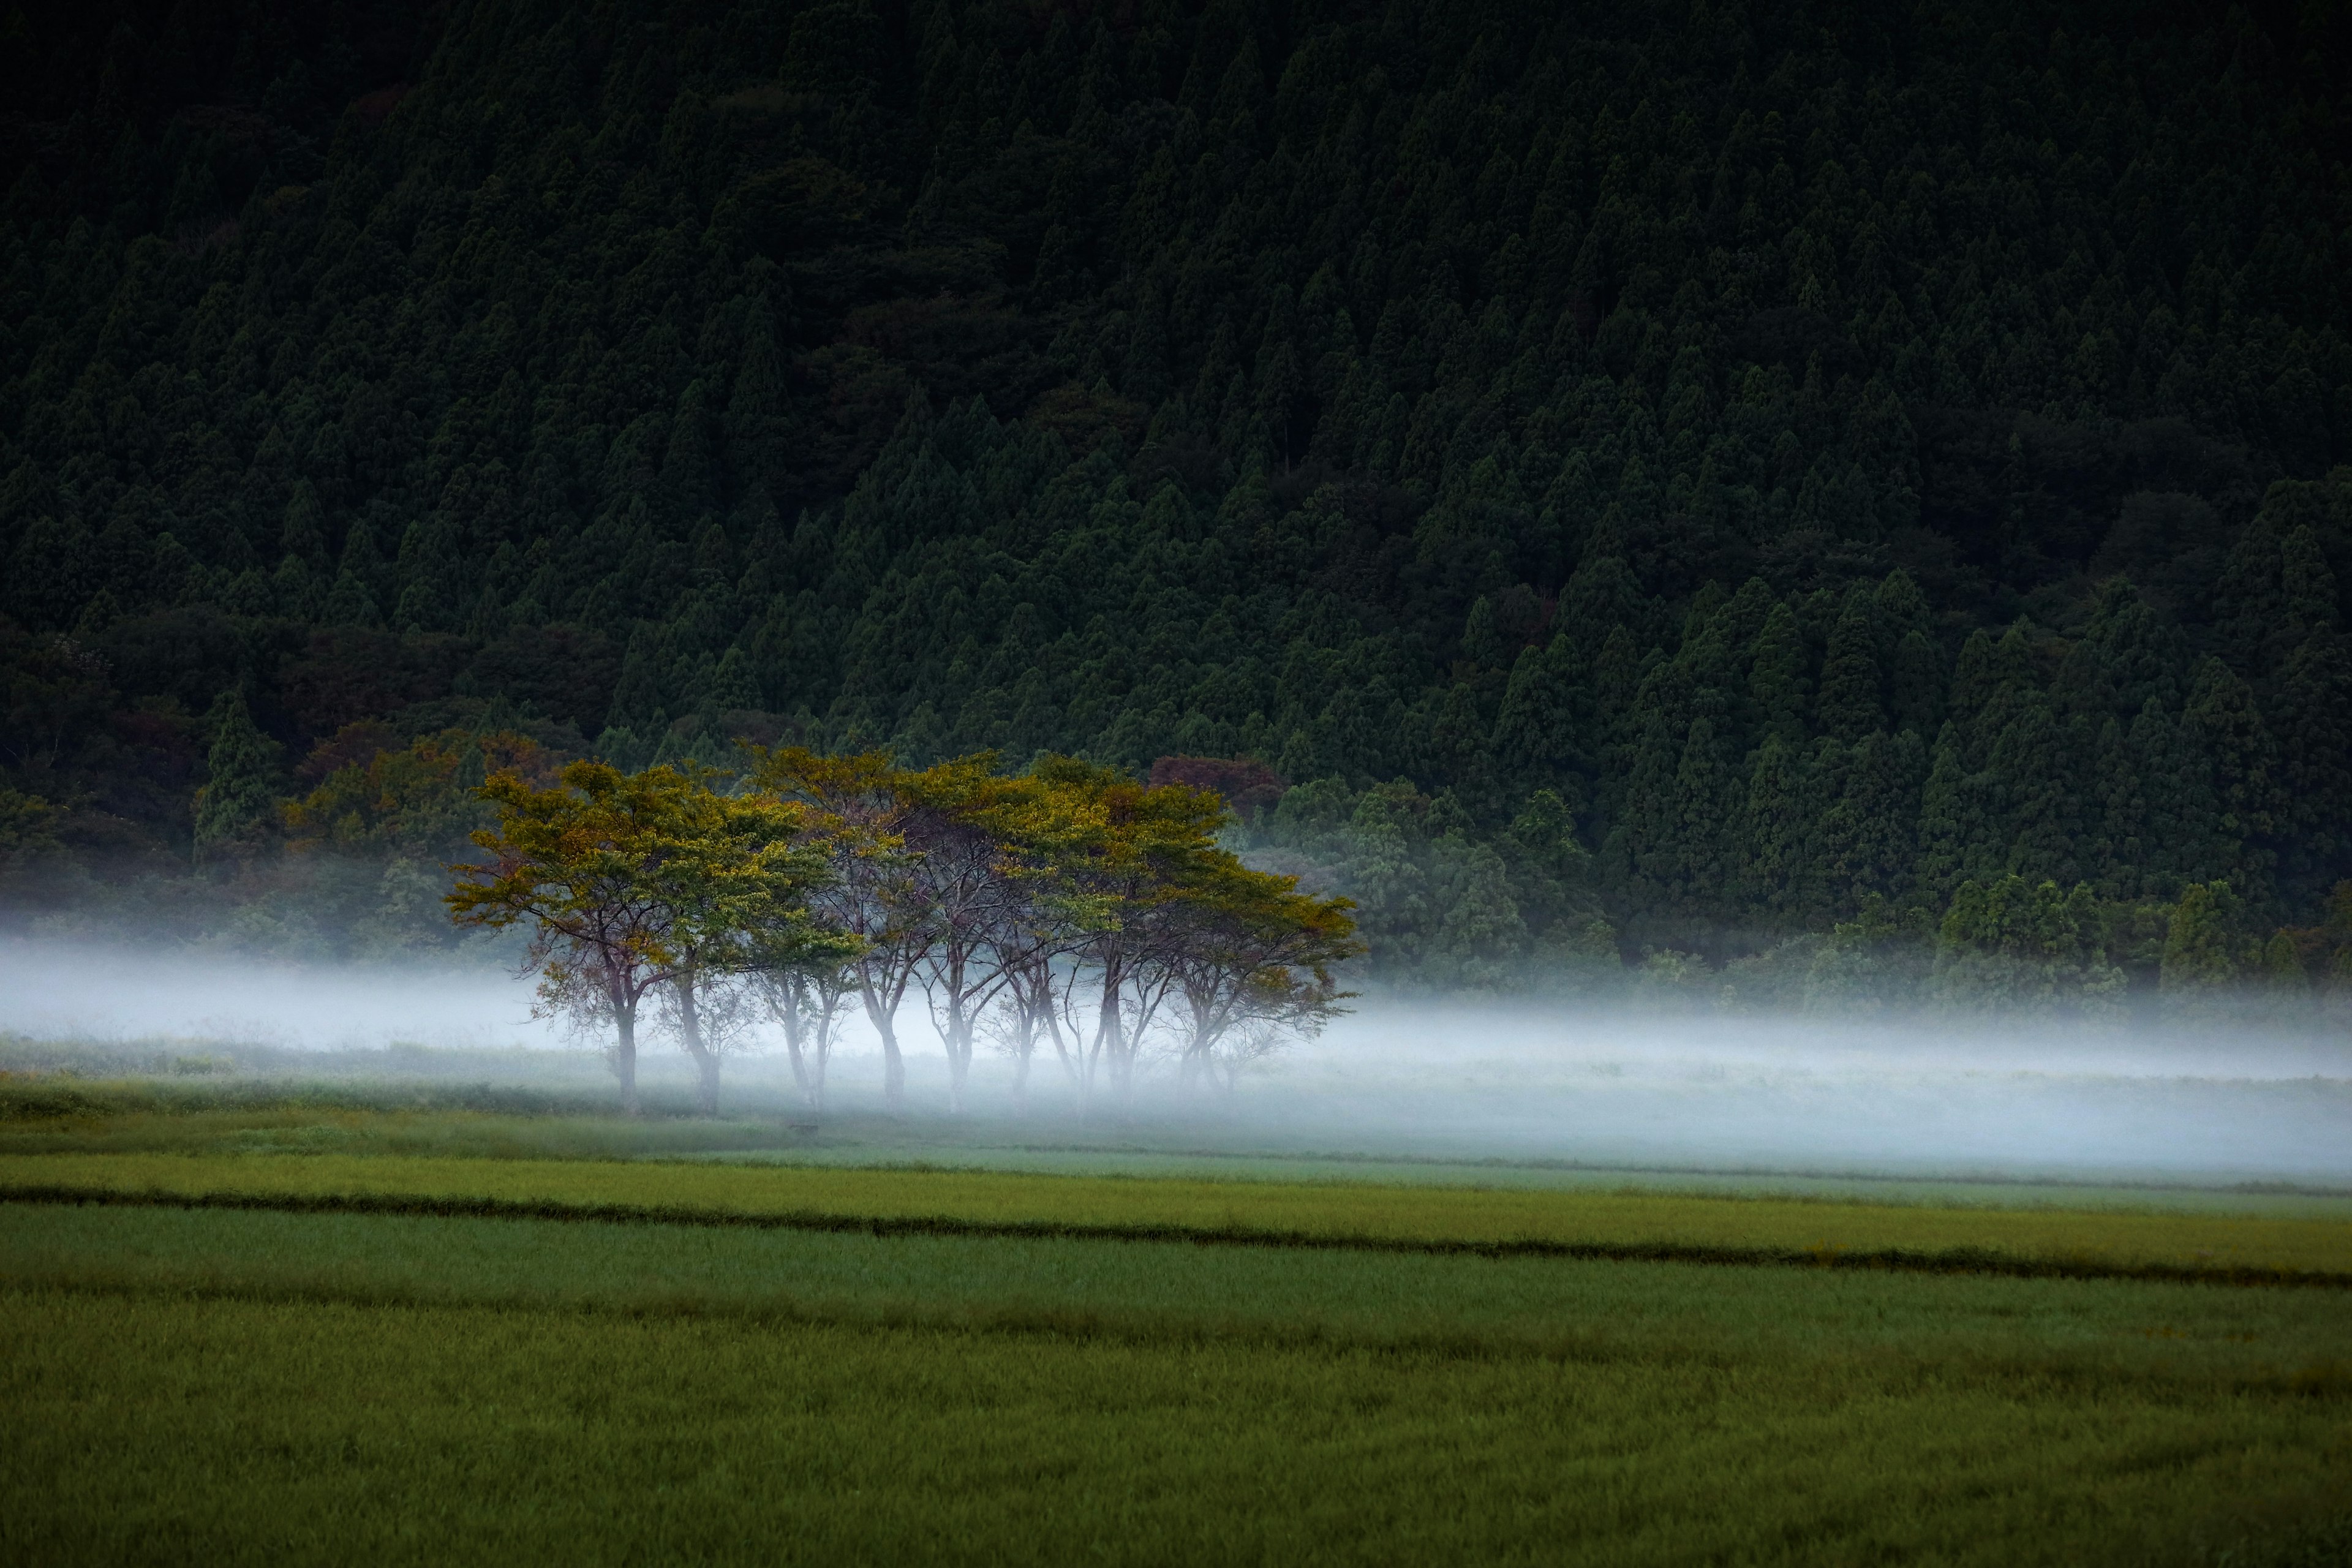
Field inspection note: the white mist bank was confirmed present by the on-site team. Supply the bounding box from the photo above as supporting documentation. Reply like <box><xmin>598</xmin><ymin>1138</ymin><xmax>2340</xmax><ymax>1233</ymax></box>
<box><xmin>1225</xmin><ymin>1005</ymin><xmax>2352</xmax><ymax>1187</ymax></box>
<box><xmin>0</xmin><ymin>938</ymin><xmax>567</xmax><ymax>1052</ymax></box>
<box><xmin>4</xmin><ymin>938</ymin><xmax>2347</xmax><ymax>1186</ymax></box>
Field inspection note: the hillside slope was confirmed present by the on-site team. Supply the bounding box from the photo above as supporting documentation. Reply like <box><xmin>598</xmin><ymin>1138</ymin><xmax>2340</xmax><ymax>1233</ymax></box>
<box><xmin>2</xmin><ymin>0</ymin><xmax>2349</xmax><ymax>988</ymax></box>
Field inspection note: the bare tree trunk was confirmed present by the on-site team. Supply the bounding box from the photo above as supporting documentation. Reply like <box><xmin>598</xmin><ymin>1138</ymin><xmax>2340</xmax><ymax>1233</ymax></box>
<box><xmin>943</xmin><ymin>982</ymin><xmax>973</xmax><ymax>1115</ymax></box>
<box><xmin>677</xmin><ymin>973</ymin><xmax>719</xmax><ymax>1117</ymax></box>
<box><xmin>1090</xmin><ymin>971</ymin><xmax>1123</xmax><ymax>1114</ymax></box>
<box><xmin>1178</xmin><ymin>996</ymin><xmax>1216</xmax><ymax>1090</ymax></box>
<box><xmin>776</xmin><ymin>978</ymin><xmax>811</xmax><ymax>1105</ymax></box>
<box><xmin>1045</xmin><ymin>1006</ymin><xmax>1074</xmax><ymax>1085</ymax></box>
<box><xmin>861</xmin><ymin>981</ymin><xmax>903</xmax><ymax>1107</ymax></box>
<box><xmin>696</xmin><ymin>1049</ymin><xmax>720</xmax><ymax>1116</ymax></box>
<box><xmin>810</xmin><ymin>976</ymin><xmax>847</xmax><ymax>1115</ymax></box>
<box><xmin>946</xmin><ymin>1019</ymin><xmax>970</xmax><ymax>1114</ymax></box>
<box><xmin>611</xmin><ymin>992</ymin><xmax>640</xmax><ymax>1117</ymax></box>
<box><xmin>1011</xmin><ymin>1014</ymin><xmax>1034</xmax><ymax>1112</ymax></box>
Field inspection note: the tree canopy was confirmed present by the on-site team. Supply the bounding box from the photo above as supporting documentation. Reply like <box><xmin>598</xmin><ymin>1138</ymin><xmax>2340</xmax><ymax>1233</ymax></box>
<box><xmin>452</xmin><ymin>748</ymin><xmax>1358</xmax><ymax>1110</ymax></box>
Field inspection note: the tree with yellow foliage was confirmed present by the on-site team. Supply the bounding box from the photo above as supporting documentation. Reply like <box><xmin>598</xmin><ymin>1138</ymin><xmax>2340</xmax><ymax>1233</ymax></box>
<box><xmin>448</xmin><ymin>761</ymin><xmax>845</xmax><ymax>1114</ymax></box>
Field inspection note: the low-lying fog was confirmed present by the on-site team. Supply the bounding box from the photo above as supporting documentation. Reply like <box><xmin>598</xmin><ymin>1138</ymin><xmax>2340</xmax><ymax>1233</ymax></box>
<box><xmin>5</xmin><ymin>937</ymin><xmax>2347</xmax><ymax>1188</ymax></box>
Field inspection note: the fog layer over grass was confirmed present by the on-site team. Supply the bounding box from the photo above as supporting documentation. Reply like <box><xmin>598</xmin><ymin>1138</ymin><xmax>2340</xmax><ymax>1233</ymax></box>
<box><xmin>1243</xmin><ymin>1005</ymin><xmax>2352</xmax><ymax>1188</ymax></box>
<box><xmin>4</xmin><ymin>937</ymin><xmax>2346</xmax><ymax>1189</ymax></box>
<box><xmin>0</xmin><ymin>937</ymin><xmax>554</xmax><ymax>1052</ymax></box>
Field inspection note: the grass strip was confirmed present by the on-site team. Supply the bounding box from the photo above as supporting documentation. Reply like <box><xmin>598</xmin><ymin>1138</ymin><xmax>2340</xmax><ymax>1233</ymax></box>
<box><xmin>10</xmin><ymin>1202</ymin><xmax>2348</xmax><ymax>1389</ymax></box>
<box><xmin>13</xmin><ymin>1180</ymin><xmax>2352</xmax><ymax>1287</ymax></box>
<box><xmin>4</xmin><ymin>1150</ymin><xmax>2350</xmax><ymax>1284</ymax></box>
<box><xmin>12</xmin><ymin>1094</ymin><xmax>2352</xmax><ymax>1216</ymax></box>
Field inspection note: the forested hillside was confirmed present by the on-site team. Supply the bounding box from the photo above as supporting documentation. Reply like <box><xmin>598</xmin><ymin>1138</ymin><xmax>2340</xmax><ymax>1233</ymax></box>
<box><xmin>4</xmin><ymin>0</ymin><xmax>2350</xmax><ymax>1006</ymax></box>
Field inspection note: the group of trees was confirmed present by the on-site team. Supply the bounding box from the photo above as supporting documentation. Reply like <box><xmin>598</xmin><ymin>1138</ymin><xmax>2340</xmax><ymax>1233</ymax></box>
<box><xmin>3</xmin><ymin>0</ymin><xmax>2350</xmax><ymax>1011</ymax></box>
<box><xmin>448</xmin><ymin>750</ymin><xmax>1359</xmax><ymax>1113</ymax></box>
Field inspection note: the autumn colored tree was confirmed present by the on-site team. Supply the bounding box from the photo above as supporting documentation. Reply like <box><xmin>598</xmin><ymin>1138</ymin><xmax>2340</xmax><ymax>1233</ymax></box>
<box><xmin>748</xmin><ymin>747</ymin><xmax>932</xmax><ymax>1106</ymax></box>
<box><xmin>450</xmin><ymin>761</ymin><xmax>845</xmax><ymax>1115</ymax></box>
<box><xmin>628</xmin><ymin>771</ymin><xmax>848</xmax><ymax>1115</ymax></box>
<box><xmin>971</xmin><ymin>787</ymin><xmax>1108</xmax><ymax>1107</ymax></box>
<box><xmin>1158</xmin><ymin>857</ymin><xmax>1360</xmax><ymax>1089</ymax></box>
<box><xmin>448</xmin><ymin>762</ymin><xmax>684</xmax><ymax>1112</ymax></box>
<box><xmin>898</xmin><ymin>755</ymin><xmax>1028</xmax><ymax>1114</ymax></box>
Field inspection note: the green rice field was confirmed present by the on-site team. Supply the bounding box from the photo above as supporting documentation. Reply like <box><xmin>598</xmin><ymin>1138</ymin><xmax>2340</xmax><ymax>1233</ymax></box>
<box><xmin>1</xmin><ymin>1081</ymin><xmax>2348</xmax><ymax>1564</ymax></box>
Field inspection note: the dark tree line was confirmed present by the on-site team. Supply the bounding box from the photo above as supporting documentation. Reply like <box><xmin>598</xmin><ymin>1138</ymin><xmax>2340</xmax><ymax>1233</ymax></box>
<box><xmin>2</xmin><ymin>0</ymin><xmax>2349</xmax><ymax>1007</ymax></box>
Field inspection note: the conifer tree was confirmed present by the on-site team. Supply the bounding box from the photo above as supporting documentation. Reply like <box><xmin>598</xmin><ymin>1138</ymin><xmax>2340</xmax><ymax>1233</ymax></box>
<box><xmin>1587</xmin><ymin>625</ymin><xmax>1648</xmax><ymax>818</ymax></box>
<box><xmin>608</xmin><ymin>634</ymin><xmax>669</xmax><ymax>736</ymax></box>
<box><xmin>1560</xmin><ymin>556</ymin><xmax>1650</xmax><ymax>659</ymax></box>
<box><xmin>1491</xmin><ymin>632</ymin><xmax>1588</xmax><ymax>788</ymax></box>
<box><xmin>1736</xmin><ymin>732</ymin><xmax>1811</xmax><ymax>918</ymax></box>
<box><xmin>2143</xmin><ymin>696</ymin><xmax>2226</xmax><ymax>890</ymax></box>
<box><xmin>2160</xmin><ymin>881</ymin><xmax>2245</xmax><ymax>996</ymax></box>
<box><xmin>2058</xmin><ymin>580</ymin><xmax>2183</xmax><ymax>722</ymax></box>
<box><xmin>2280</xmin><ymin>526</ymin><xmax>2340</xmax><ymax>639</ymax></box>
<box><xmin>1887</xmin><ymin>630</ymin><xmax>1943</xmax><ymax>736</ymax></box>
<box><xmin>2212</xmin><ymin>522</ymin><xmax>2286</xmax><ymax>676</ymax></box>
<box><xmin>1815</xmin><ymin>584</ymin><xmax>1886</xmax><ymax>741</ymax></box>
<box><xmin>1811</xmin><ymin>729</ymin><xmax>1923</xmax><ymax>915</ymax></box>
<box><xmin>2182</xmin><ymin>657</ymin><xmax>2280</xmax><ymax>895</ymax></box>
<box><xmin>1745</xmin><ymin>600</ymin><xmax>1809</xmax><ymax>744</ymax></box>
<box><xmin>1912</xmin><ymin>722</ymin><xmax>1985</xmax><ymax>910</ymax></box>
<box><xmin>706</xmin><ymin>646</ymin><xmax>763</xmax><ymax>714</ymax></box>
<box><xmin>1461</xmin><ymin>595</ymin><xmax>1509</xmax><ymax>669</ymax></box>
<box><xmin>1945</xmin><ymin>629</ymin><xmax>2001</xmax><ymax>764</ymax></box>
<box><xmin>192</xmin><ymin>689</ymin><xmax>284</xmax><ymax>862</ymax></box>
<box><xmin>280</xmin><ymin>481</ymin><xmax>327</xmax><ymax>567</ymax></box>
<box><xmin>1666</xmin><ymin>714</ymin><xmax>1738</xmax><ymax>922</ymax></box>
<box><xmin>1988</xmin><ymin>699</ymin><xmax>2087</xmax><ymax>887</ymax></box>
<box><xmin>2273</xmin><ymin>631</ymin><xmax>2352</xmax><ymax>900</ymax></box>
<box><xmin>1962</xmin><ymin>622</ymin><xmax>2043</xmax><ymax>771</ymax></box>
<box><xmin>320</xmin><ymin>570</ymin><xmax>381</xmax><ymax>627</ymax></box>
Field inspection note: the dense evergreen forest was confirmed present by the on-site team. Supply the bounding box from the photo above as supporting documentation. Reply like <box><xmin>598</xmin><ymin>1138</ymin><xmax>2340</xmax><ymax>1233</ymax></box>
<box><xmin>4</xmin><ymin>0</ymin><xmax>2350</xmax><ymax>1012</ymax></box>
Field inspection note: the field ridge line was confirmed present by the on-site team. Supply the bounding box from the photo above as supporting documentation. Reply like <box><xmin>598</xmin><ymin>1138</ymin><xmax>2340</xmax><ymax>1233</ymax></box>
<box><xmin>2</xmin><ymin>1182</ymin><xmax>2345</xmax><ymax>1289</ymax></box>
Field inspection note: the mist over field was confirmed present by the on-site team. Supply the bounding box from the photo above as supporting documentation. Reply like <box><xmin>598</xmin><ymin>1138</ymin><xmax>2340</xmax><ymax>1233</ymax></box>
<box><xmin>0</xmin><ymin>938</ymin><xmax>560</xmax><ymax>1055</ymax></box>
<box><xmin>7</xmin><ymin>936</ymin><xmax>2345</xmax><ymax>1190</ymax></box>
<box><xmin>1253</xmin><ymin>1006</ymin><xmax>2352</xmax><ymax>1188</ymax></box>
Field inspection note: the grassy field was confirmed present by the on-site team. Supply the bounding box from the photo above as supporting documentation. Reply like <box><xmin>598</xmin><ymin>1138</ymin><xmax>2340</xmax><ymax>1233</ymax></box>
<box><xmin>9</xmin><ymin>1284</ymin><xmax>2345</xmax><ymax>1568</ymax></box>
<box><xmin>13</xmin><ymin>1201</ymin><xmax>2352</xmax><ymax>1368</ymax></box>
<box><xmin>8</xmin><ymin>1147</ymin><xmax>2351</xmax><ymax>1280</ymax></box>
<box><xmin>1</xmin><ymin>1086</ymin><xmax>2348</xmax><ymax>1563</ymax></box>
<box><xmin>12</xmin><ymin>1074</ymin><xmax>2352</xmax><ymax>1213</ymax></box>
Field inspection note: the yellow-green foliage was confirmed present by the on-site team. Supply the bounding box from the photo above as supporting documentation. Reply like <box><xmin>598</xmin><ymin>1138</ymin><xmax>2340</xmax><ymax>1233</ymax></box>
<box><xmin>5</xmin><ymin>1150</ymin><xmax>2348</xmax><ymax>1280</ymax></box>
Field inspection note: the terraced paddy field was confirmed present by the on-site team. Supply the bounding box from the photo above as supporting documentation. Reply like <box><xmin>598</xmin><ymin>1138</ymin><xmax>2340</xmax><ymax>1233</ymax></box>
<box><xmin>2</xmin><ymin>1086</ymin><xmax>2348</xmax><ymax>1564</ymax></box>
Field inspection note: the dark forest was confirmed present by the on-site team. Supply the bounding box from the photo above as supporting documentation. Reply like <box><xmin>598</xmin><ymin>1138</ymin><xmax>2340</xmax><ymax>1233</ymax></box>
<box><xmin>3</xmin><ymin>0</ymin><xmax>2349</xmax><ymax>1009</ymax></box>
